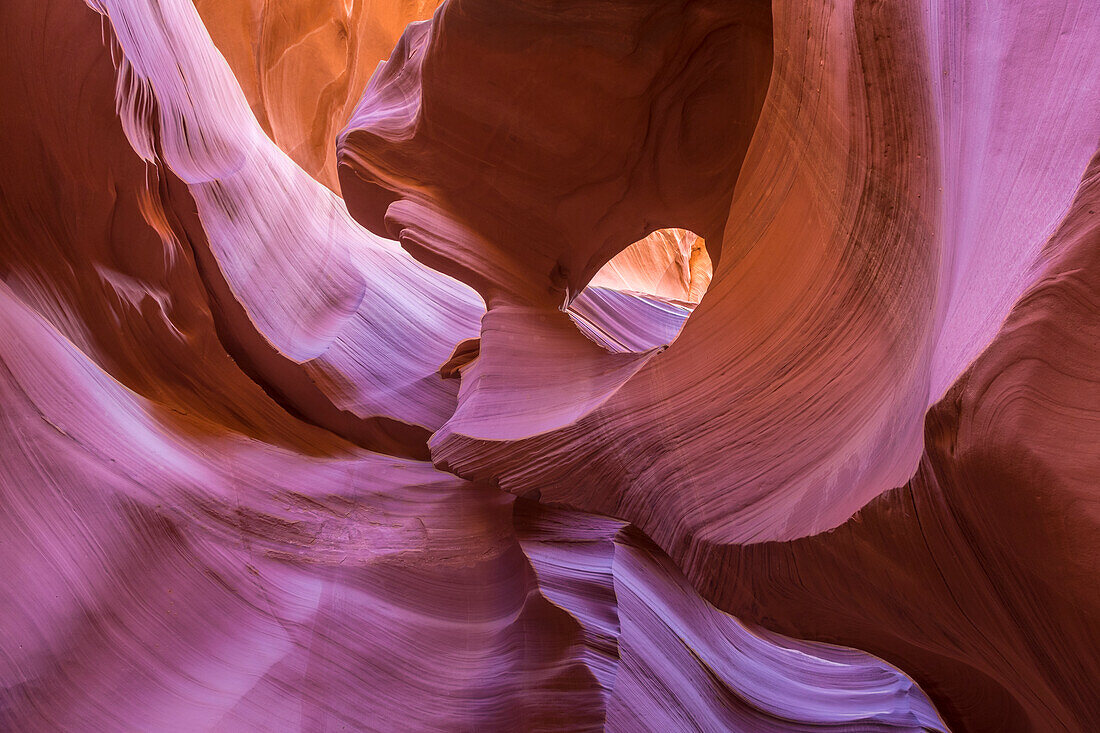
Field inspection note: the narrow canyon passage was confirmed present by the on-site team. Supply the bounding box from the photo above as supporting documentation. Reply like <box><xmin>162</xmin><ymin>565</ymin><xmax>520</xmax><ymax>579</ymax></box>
<box><xmin>0</xmin><ymin>0</ymin><xmax>1098</xmax><ymax>731</ymax></box>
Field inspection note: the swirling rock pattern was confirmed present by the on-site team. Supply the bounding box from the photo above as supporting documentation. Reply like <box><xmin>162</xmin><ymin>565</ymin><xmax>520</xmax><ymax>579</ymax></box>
<box><xmin>194</xmin><ymin>0</ymin><xmax>444</xmax><ymax>191</ymax></box>
<box><xmin>0</xmin><ymin>0</ymin><xmax>1096</xmax><ymax>731</ymax></box>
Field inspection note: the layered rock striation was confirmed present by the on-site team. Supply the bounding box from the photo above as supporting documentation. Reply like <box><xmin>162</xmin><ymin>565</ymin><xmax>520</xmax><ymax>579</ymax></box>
<box><xmin>1</xmin><ymin>0</ymin><xmax>1097</xmax><ymax>730</ymax></box>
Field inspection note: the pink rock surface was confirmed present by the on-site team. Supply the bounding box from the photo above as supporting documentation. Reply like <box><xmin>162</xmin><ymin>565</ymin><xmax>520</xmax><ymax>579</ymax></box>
<box><xmin>95</xmin><ymin>0</ymin><xmax>487</xmax><ymax>454</ymax></box>
<box><xmin>1</xmin><ymin>0</ymin><xmax>1098</xmax><ymax>730</ymax></box>
<box><xmin>350</xmin><ymin>0</ymin><xmax>1099</xmax><ymax>545</ymax></box>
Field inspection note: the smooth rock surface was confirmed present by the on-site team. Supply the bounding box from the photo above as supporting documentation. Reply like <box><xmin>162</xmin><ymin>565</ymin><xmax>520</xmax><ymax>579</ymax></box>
<box><xmin>1</xmin><ymin>0</ymin><xmax>1097</xmax><ymax>730</ymax></box>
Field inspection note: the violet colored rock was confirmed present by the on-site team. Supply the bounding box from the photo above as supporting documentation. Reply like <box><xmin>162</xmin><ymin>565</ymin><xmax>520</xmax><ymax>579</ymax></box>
<box><xmin>1</xmin><ymin>0</ymin><xmax>1098</xmax><ymax>730</ymax></box>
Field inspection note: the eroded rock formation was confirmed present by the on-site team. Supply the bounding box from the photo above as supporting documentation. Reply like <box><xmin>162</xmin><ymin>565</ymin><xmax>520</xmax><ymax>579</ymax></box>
<box><xmin>194</xmin><ymin>0</ymin><xmax>444</xmax><ymax>190</ymax></box>
<box><xmin>1</xmin><ymin>0</ymin><xmax>1097</xmax><ymax>730</ymax></box>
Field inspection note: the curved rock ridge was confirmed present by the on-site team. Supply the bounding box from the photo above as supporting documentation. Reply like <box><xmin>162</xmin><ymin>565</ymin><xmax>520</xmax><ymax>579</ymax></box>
<box><xmin>1</xmin><ymin>0</ymin><xmax>952</xmax><ymax>729</ymax></box>
<box><xmin>88</xmin><ymin>0</ymin><xmax>488</xmax><ymax>454</ymax></box>
<box><xmin>517</xmin><ymin>502</ymin><xmax>947</xmax><ymax>732</ymax></box>
<box><xmin>0</xmin><ymin>266</ymin><xmax>945</xmax><ymax>731</ymax></box>
<box><xmin>1</xmin><ymin>0</ymin><xmax>1097</xmax><ymax>729</ymax></box>
<box><xmin>341</xmin><ymin>0</ymin><xmax>1100</xmax><ymax>550</ymax></box>
<box><xmin>0</xmin><ymin>276</ymin><xmax>598</xmax><ymax>730</ymax></box>
<box><xmin>715</xmin><ymin>147</ymin><xmax>1100</xmax><ymax>732</ymax></box>
<box><xmin>333</xmin><ymin>0</ymin><xmax>1100</xmax><ymax>727</ymax></box>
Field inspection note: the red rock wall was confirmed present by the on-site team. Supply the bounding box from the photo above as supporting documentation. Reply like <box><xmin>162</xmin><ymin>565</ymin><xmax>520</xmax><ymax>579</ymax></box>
<box><xmin>1</xmin><ymin>0</ymin><xmax>1097</xmax><ymax>730</ymax></box>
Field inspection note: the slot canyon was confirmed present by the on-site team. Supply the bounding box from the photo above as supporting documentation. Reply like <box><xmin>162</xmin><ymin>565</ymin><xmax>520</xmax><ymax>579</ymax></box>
<box><xmin>0</xmin><ymin>0</ymin><xmax>1098</xmax><ymax>730</ymax></box>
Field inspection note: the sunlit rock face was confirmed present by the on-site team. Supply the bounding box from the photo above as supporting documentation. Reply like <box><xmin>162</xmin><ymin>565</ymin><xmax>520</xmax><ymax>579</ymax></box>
<box><xmin>193</xmin><ymin>0</ymin><xmax>444</xmax><ymax>190</ymax></box>
<box><xmin>588</xmin><ymin>229</ymin><xmax>712</xmax><ymax>306</ymax></box>
<box><xmin>0</xmin><ymin>0</ymin><xmax>1096</xmax><ymax>731</ymax></box>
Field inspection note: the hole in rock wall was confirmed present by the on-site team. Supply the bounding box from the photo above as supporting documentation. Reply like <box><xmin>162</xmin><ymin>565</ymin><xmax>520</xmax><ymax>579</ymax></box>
<box><xmin>566</xmin><ymin>228</ymin><xmax>711</xmax><ymax>353</ymax></box>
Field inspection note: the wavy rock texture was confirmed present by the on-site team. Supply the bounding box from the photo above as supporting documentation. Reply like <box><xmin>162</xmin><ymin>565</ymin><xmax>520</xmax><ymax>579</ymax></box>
<box><xmin>718</xmin><ymin>150</ymin><xmax>1100</xmax><ymax>732</ymax></box>
<box><xmin>347</xmin><ymin>0</ymin><xmax>1100</xmax><ymax>543</ymax></box>
<box><xmin>95</xmin><ymin>0</ymin><xmax>486</xmax><ymax>456</ymax></box>
<box><xmin>0</xmin><ymin>0</ymin><xmax>1097</xmax><ymax>731</ymax></box>
<box><xmin>194</xmin><ymin>0</ymin><xmax>444</xmax><ymax>190</ymax></box>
